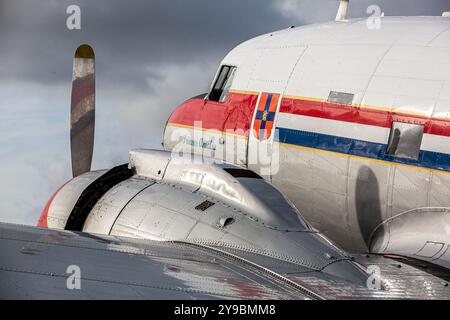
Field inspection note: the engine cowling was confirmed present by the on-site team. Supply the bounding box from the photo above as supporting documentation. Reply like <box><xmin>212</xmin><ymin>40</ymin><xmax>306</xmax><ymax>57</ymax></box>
<box><xmin>38</xmin><ymin>149</ymin><xmax>369</xmax><ymax>285</ymax></box>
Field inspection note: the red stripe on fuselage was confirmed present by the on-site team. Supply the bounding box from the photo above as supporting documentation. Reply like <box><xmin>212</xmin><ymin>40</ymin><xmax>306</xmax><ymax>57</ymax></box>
<box><xmin>167</xmin><ymin>92</ymin><xmax>450</xmax><ymax>138</ymax></box>
<box><xmin>168</xmin><ymin>93</ymin><xmax>258</xmax><ymax>135</ymax></box>
<box><xmin>280</xmin><ymin>97</ymin><xmax>450</xmax><ymax>137</ymax></box>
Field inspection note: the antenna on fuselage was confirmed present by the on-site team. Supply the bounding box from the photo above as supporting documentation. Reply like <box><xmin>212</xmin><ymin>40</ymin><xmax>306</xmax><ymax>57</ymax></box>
<box><xmin>335</xmin><ymin>0</ymin><xmax>349</xmax><ymax>22</ymax></box>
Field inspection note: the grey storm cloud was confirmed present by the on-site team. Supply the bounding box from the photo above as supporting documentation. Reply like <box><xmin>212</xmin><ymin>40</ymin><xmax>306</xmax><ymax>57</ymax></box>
<box><xmin>2</xmin><ymin>0</ymin><xmax>448</xmax><ymax>87</ymax></box>
<box><xmin>0</xmin><ymin>0</ymin><xmax>449</xmax><ymax>225</ymax></box>
<box><xmin>1</xmin><ymin>0</ymin><xmax>448</xmax><ymax>89</ymax></box>
<box><xmin>0</xmin><ymin>0</ymin><xmax>289</xmax><ymax>89</ymax></box>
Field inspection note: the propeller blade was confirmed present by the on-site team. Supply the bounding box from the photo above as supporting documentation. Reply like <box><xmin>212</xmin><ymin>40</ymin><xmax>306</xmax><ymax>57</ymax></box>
<box><xmin>70</xmin><ymin>44</ymin><xmax>95</xmax><ymax>177</ymax></box>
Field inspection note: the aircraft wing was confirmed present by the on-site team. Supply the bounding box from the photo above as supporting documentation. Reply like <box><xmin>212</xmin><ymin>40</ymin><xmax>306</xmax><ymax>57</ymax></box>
<box><xmin>1</xmin><ymin>222</ymin><xmax>449</xmax><ymax>300</ymax></box>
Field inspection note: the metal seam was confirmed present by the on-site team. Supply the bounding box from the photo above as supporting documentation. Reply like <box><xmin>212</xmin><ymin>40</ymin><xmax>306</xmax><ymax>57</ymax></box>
<box><xmin>173</xmin><ymin>240</ymin><xmax>325</xmax><ymax>300</ymax></box>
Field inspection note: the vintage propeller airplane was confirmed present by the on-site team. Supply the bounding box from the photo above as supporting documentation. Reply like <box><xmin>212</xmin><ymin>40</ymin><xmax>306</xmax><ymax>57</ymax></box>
<box><xmin>1</xmin><ymin>1</ymin><xmax>450</xmax><ymax>299</ymax></box>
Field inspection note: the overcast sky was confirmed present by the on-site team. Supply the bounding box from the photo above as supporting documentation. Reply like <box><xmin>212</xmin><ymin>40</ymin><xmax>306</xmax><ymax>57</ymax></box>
<box><xmin>0</xmin><ymin>0</ymin><xmax>449</xmax><ymax>225</ymax></box>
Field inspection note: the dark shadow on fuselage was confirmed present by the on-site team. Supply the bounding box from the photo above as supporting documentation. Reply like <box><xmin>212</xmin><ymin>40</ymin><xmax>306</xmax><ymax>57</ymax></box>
<box><xmin>355</xmin><ymin>165</ymin><xmax>384</xmax><ymax>250</ymax></box>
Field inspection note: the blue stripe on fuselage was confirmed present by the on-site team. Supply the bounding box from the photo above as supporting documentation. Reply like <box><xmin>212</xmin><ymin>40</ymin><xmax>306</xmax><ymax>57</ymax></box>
<box><xmin>275</xmin><ymin>127</ymin><xmax>450</xmax><ymax>173</ymax></box>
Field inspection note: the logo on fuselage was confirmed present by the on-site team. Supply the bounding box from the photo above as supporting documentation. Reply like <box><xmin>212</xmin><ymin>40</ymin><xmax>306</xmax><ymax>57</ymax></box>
<box><xmin>253</xmin><ymin>92</ymin><xmax>280</xmax><ymax>141</ymax></box>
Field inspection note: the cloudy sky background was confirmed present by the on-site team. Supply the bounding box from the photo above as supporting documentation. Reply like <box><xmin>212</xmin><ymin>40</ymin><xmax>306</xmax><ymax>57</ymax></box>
<box><xmin>0</xmin><ymin>0</ymin><xmax>448</xmax><ymax>225</ymax></box>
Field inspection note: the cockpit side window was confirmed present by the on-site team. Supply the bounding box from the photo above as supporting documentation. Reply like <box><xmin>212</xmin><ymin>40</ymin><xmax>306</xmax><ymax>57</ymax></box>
<box><xmin>386</xmin><ymin>121</ymin><xmax>424</xmax><ymax>160</ymax></box>
<box><xmin>208</xmin><ymin>65</ymin><xmax>236</xmax><ymax>102</ymax></box>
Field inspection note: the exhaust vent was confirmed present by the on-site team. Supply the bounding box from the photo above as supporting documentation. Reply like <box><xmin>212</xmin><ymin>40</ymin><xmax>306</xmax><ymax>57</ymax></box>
<box><xmin>223</xmin><ymin>168</ymin><xmax>262</xmax><ymax>179</ymax></box>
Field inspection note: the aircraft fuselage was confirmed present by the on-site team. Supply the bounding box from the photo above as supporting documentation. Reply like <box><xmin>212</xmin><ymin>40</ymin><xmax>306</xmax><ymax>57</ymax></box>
<box><xmin>163</xmin><ymin>16</ymin><xmax>450</xmax><ymax>253</ymax></box>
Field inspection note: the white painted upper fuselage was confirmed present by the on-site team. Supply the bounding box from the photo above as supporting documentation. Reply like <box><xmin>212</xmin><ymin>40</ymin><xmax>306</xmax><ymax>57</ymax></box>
<box><xmin>164</xmin><ymin>16</ymin><xmax>450</xmax><ymax>258</ymax></box>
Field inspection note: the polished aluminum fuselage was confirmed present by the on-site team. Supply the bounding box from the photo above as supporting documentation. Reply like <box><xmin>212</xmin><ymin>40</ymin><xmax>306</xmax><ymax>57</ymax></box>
<box><xmin>163</xmin><ymin>17</ymin><xmax>450</xmax><ymax>265</ymax></box>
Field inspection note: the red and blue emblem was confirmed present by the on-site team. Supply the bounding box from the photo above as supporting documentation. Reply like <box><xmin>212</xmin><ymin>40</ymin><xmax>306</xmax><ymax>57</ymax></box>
<box><xmin>253</xmin><ymin>92</ymin><xmax>280</xmax><ymax>141</ymax></box>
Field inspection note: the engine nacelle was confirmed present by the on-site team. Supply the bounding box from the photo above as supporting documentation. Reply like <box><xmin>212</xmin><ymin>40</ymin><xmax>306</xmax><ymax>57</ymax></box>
<box><xmin>39</xmin><ymin>149</ymin><xmax>369</xmax><ymax>285</ymax></box>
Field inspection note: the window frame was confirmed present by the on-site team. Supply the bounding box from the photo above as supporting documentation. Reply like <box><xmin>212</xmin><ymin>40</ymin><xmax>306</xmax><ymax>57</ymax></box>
<box><xmin>208</xmin><ymin>65</ymin><xmax>237</xmax><ymax>102</ymax></box>
<box><xmin>386</xmin><ymin>121</ymin><xmax>424</xmax><ymax>161</ymax></box>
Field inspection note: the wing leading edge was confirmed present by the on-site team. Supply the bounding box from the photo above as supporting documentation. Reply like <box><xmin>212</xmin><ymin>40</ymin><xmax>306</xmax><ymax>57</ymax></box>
<box><xmin>0</xmin><ymin>223</ymin><xmax>449</xmax><ymax>299</ymax></box>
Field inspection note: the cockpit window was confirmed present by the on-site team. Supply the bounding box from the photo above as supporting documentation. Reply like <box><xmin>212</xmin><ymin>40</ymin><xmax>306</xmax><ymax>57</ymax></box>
<box><xmin>208</xmin><ymin>65</ymin><xmax>236</xmax><ymax>102</ymax></box>
<box><xmin>386</xmin><ymin>121</ymin><xmax>424</xmax><ymax>160</ymax></box>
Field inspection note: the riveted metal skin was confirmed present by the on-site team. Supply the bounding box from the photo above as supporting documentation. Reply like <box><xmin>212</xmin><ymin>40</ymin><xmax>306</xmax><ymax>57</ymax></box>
<box><xmin>41</xmin><ymin>170</ymin><xmax>106</xmax><ymax>229</ymax></box>
<box><xmin>44</xmin><ymin>149</ymin><xmax>370</xmax><ymax>285</ymax></box>
<box><xmin>2</xmin><ymin>223</ymin><xmax>450</xmax><ymax>299</ymax></box>
<box><xmin>164</xmin><ymin>17</ymin><xmax>450</xmax><ymax>255</ymax></box>
<box><xmin>370</xmin><ymin>207</ymin><xmax>450</xmax><ymax>269</ymax></box>
<box><xmin>65</xmin><ymin>164</ymin><xmax>133</xmax><ymax>231</ymax></box>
